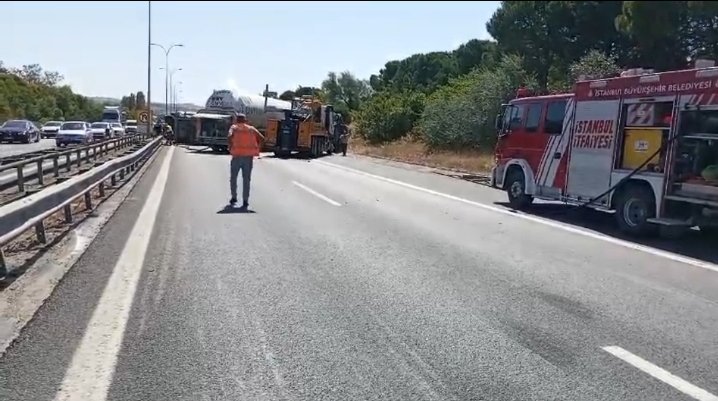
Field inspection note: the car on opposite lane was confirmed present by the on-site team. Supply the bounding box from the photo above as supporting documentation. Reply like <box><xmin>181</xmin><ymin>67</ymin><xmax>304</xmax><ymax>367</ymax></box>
<box><xmin>40</xmin><ymin>121</ymin><xmax>63</xmax><ymax>138</ymax></box>
<box><xmin>89</xmin><ymin>122</ymin><xmax>113</xmax><ymax>141</ymax></box>
<box><xmin>124</xmin><ymin>119</ymin><xmax>138</xmax><ymax>135</ymax></box>
<box><xmin>0</xmin><ymin>119</ymin><xmax>41</xmax><ymax>143</ymax></box>
<box><xmin>110</xmin><ymin>122</ymin><xmax>125</xmax><ymax>137</ymax></box>
<box><xmin>56</xmin><ymin>121</ymin><xmax>92</xmax><ymax>147</ymax></box>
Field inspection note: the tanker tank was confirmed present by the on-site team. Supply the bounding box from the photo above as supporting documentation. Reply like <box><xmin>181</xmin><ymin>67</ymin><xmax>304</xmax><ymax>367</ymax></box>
<box><xmin>193</xmin><ymin>89</ymin><xmax>292</xmax><ymax>152</ymax></box>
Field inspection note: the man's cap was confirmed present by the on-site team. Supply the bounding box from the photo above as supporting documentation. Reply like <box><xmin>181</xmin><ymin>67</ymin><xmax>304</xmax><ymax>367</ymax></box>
<box><xmin>236</xmin><ymin>113</ymin><xmax>247</xmax><ymax>119</ymax></box>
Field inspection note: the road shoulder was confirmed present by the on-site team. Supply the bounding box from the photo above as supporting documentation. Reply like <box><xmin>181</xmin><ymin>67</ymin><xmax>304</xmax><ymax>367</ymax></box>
<box><xmin>0</xmin><ymin>146</ymin><xmax>166</xmax><ymax>356</ymax></box>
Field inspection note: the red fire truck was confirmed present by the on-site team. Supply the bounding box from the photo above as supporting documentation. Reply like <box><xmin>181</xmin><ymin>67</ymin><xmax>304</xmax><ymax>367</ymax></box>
<box><xmin>491</xmin><ymin>66</ymin><xmax>718</xmax><ymax>236</ymax></box>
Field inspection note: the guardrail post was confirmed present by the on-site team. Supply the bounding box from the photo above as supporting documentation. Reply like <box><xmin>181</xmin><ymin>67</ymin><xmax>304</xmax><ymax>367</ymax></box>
<box><xmin>0</xmin><ymin>249</ymin><xmax>7</xmax><ymax>279</ymax></box>
<box><xmin>17</xmin><ymin>166</ymin><xmax>25</xmax><ymax>192</ymax></box>
<box><xmin>119</xmin><ymin>169</ymin><xmax>125</xmax><ymax>180</ymax></box>
<box><xmin>99</xmin><ymin>182</ymin><xmax>105</xmax><ymax>197</ymax></box>
<box><xmin>35</xmin><ymin>221</ymin><xmax>47</xmax><ymax>244</ymax></box>
<box><xmin>36</xmin><ymin>160</ymin><xmax>44</xmax><ymax>186</ymax></box>
<box><xmin>64</xmin><ymin>205</ymin><xmax>73</xmax><ymax>223</ymax></box>
<box><xmin>66</xmin><ymin>154</ymin><xmax>71</xmax><ymax>172</ymax></box>
<box><xmin>111</xmin><ymin>174</ymin><xmax>117</xmax><ymax>186</ymax></box>
<box><xmin>84</xmin><ymin>192</ymin><xmax>92</xmax><ymax>210</ymax></box>
<box><xmin>76</xmin><ymin>150</ymin><xmax>82</xmax><ymax>168</ymax></box>
<box><xmin>53</xmin><ymin>156</ymin><xmax>59</xmax><ymax>178</ymax></box>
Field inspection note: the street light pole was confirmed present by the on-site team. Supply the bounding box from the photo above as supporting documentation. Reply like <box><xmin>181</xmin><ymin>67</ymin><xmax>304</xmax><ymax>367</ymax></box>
<box><xmin>174</xmin><ymin>81</ymin><xmax>183</xmax><ymax>113</ymax></box>
<box><xmin>146</xmin><ymin>0</ymin><xmax>151</xmax><ymax>137</ymax></box>
<box><xmin>150</xmin><ymin>42</ymin><xmax>183</xmax><ymax>117</ymax></box>
<box><xmin>160</xmin><ymin>67</ymin><xmax>182</xmax><ymax>115</ymax></box>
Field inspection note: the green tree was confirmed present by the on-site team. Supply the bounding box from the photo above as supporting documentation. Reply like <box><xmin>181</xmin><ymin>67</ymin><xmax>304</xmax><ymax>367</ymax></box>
<box><xmin>0</xmin><ymin>63</ymin><xmax>101</xmax><ymax>122</ymax></box>
<box><xmin>420</xmin><ymin>54</ymin><xmax>537</xmax><ymax>150</ymax></box>
<box><xmin>454</xmin><ymin>39</ymin><xmax>498</xmax><ymax>75</ymax></box>
<box><xmin>569</xmin><ymin>50</ymin><xmax>621</xmax><ymax>82</ymax></box>
<box><xmin>279</xmin><ymin>90</ymin><xmax>295</xmax><ymax>101</ymax></box>
<box><xmin>321</xmin><ymin>71</ymin><xmax>372</xmax><ymax>115</ymax></box>
<box><xmin>615</xmin><ymin>1</ymin><xmax>689</xmax><ymax>70</ymax></box>
<box><xmin>353</xmin><ymin>91</ymin><xmax>425</xmax><ymax>144</ymax></box>
<box><xmin>369</xmin><ymin>52</ymin><xmax>459</xmax><ymax>94</ymax></box>
<box><xmin>136</xmin><ymin>91</ymin><xmax>146</xmax><ymax>110</ymax></box>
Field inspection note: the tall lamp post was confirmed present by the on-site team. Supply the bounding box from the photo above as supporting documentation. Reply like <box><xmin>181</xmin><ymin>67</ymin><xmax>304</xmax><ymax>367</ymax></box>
<box><xmin>150</xmin><ymin>42</ymin><xmax>183</xmax><ymax>116</ymax></box>
<box><xmin>160</xmin><ymin>67</ymin><xmax>182</xmax><ymax>114</ymax></box>
<box><xmin>173</xmin><ymin>82</ymin><xmax>183</xmax><ymax>113</ymax></box>
<box><xmin>146</xmin><ymin>1</ymin><xmax>151</xmax><ymax>137</ymax></box>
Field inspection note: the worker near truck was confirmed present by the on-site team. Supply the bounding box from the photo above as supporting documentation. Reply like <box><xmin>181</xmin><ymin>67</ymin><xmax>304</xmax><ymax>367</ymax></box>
<box><xmin>337</xmin><ymin>121</ymin><xmax>351</xmax><ymax>157</ymax></box>
<box><xmin>227</xmin><ymin>113</ymin><xmax>264</xmax><ymax>208</ymax></box>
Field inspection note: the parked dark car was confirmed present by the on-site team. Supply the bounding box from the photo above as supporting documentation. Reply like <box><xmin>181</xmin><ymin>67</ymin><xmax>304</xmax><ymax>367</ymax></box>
<box><xmin>0</xmin><ymin>120</ymin><xmax>41</xmax><ymax>143</ymax></box>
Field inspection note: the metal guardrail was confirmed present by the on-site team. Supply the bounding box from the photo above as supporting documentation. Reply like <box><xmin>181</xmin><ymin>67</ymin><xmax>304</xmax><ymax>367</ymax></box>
<box><xmin>0</xmin><ymin>135</ymin><xmax>142</xmax><ymax>193</ymax></box>
<box><xmin>0</xmin><ymin>136</ymin><xmax>162</xmax><ymax>278</ymax></box>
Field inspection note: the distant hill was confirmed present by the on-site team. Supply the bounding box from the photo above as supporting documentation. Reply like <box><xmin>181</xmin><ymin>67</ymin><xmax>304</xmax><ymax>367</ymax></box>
<box><xmin>88</xmin><ymin>96</ymin><xmax>204</xmax><ymax>114</ymax></box>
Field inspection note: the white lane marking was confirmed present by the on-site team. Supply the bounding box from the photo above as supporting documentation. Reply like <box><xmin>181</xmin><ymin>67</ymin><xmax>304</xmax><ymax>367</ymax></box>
<box><xmin>314</xmin><ymin>160</ymin><xmax>718</xmax><ymax>273</ymax></box>
<box><xmin>52</xmin><ymin>147</ymin><xmax>175</xmax><ymax>401</ymax></box>
<box><xmin>292</xmin><ymin>180</ymin><xmax>341</xmax><ymax>206</ymax></box>
<box><xmin>602</xmin><ymin>346</ymin><xmax>718</xmax><ymax>401</ymax></box>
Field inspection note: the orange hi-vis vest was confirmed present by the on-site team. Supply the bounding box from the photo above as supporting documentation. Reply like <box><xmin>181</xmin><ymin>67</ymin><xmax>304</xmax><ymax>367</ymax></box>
<box><xmin>229</xmin><ymin>123</ymin><xmax>259</xmax><ymax>157</ymax></box>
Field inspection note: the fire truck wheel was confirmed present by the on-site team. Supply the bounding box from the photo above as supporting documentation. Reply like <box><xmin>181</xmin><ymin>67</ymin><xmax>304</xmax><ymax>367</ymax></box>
<box><xmin>614</xmin><ymin>185</ymin><xmax>657</xmax><ymax>236</ymax></box>
<box><xmin>506</xmin><ymin>170</ymin><xmax>533</xmax><ymax>209</ymax></box>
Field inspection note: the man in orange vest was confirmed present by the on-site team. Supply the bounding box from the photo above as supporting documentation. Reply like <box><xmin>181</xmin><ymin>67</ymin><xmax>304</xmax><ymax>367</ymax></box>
<box><xmin>227</xmin><ymin>113</ymin><xmax>264</xmax><ymax>208</ymax></box>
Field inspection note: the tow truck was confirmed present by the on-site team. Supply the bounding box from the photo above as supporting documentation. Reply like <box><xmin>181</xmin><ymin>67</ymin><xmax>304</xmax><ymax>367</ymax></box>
<box><xmin>491</xmin><ymin>63</ymin><xmax>718</xmax><ymax>236</ymax></box>
<box><xmin>264</xmin><ymin>96</ymin><xmax>340</xmax><ymax>158</ymax></box>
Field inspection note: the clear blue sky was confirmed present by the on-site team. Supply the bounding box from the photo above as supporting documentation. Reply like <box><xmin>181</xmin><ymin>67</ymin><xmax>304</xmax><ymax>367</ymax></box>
<box><xmin>2</xmin><ymin>1</ymin><xmax>499</xmax><ymax>106</ymax></box>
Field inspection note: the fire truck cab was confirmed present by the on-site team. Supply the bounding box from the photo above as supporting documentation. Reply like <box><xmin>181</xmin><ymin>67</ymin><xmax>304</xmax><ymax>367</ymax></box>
<box><xmin>491</xmin><ymin>66</ymin><xmax>718</xmax><ymax>236</ymax></box>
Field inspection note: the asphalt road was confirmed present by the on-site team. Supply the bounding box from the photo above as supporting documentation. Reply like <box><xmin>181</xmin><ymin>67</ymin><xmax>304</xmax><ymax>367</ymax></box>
<box><xmin>0</xmin><ymin>138</ymin><xmax>56</xmax><ymax>158</ymax></box>
<box><xmin>1</xmin><ymin>146</ymin><xmax>717</xmax><ymax>401</ymax></box>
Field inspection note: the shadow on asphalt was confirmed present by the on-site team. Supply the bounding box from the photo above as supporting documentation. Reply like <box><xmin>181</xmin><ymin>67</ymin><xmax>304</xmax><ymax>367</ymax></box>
<box><xmin>494</xmin><ymin>201</ymin><xmax>718</xmax><ymax>264</ymax></box>
<box><xmin>216</xmin><ymin>205</ymin><xmax>256</xmax><ymax>214</ymax></box>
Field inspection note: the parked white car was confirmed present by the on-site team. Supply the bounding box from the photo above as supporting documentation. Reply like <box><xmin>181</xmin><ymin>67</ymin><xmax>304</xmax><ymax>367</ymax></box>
<box><xmin>89</xmin><ymin>122</ymin><xmax>113</xmax><ymax>140</ymax></box>
<box><xmin>56</xmin><ymin>121</ymin><xmax>92</xmax><ymax>147</ymax></box>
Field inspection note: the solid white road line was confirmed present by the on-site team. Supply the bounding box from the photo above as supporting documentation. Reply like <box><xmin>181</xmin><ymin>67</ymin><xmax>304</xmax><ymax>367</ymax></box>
<box><xmin>602</xmin><ymin>346</ymin><xmax>718</xmax><ymax>401</ymax></box>
<box><xmin>52</xmin><ymin>147</ymin><xmax>175</xmax><ymax>401</ymax></box>
<box><xmin>292</xmin><ymin>180</ymin><xmax>342</xmax><ymax>206</ymax></box>
<box><xmin>314</xmin><ymin>160</ymin><xmax>718</xmax><ymax>274</ymax></box>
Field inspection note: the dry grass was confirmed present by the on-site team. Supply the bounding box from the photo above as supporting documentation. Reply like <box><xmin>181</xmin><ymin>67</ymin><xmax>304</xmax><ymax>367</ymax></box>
<box><xmin>349</xmin><ymin>136</ymin><xmax>494</xmax><ymax>175</ymax></box>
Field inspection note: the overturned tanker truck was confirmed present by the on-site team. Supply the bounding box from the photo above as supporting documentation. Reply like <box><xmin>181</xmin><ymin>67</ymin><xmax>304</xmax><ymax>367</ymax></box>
<box><xmin>193</xmin><ymin>89</ymin><xmax>291</xmax><ymax>152</ymax></box>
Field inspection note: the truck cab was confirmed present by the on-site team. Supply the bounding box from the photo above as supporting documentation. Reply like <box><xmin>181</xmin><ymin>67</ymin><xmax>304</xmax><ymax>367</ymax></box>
<box><xmin>492</xmin><ymin>90</ymin><xmax>573</xmax><ymax>208</ymax></box>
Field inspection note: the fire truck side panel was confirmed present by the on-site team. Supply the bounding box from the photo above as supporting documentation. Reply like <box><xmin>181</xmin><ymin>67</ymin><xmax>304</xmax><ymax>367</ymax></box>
<box><xmin>533</xmin><ymin>97</ymin><xmax>575</xmax><ymax>199</ymax></box>
<box><xmin>605</xmin><ymin>96</ymin><xmax>677</xmax><ymax>216</ymax></box>
<box><xmin>564</xmin><ymin>99</ymin><xmax>622</xmax><ymax>206</ymax></box>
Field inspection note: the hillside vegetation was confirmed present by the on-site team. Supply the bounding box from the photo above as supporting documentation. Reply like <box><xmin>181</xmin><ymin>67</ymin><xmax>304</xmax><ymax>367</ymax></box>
<box><xmin>0</xmin><ymin>62</ymin><xmax>103</xmax><ymax>123</ymax></box>
<box><xmin>304</xmin><ymin>1</ymin><xmax>718</xmax><ymax>171</ymax></box>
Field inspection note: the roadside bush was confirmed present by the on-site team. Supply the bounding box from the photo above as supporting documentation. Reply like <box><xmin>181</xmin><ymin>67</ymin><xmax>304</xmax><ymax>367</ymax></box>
<box><xmin>0</xmin><ymin>73</ymin><xmax>102</xmax><ymax>122</ymax></box>
<box><xmin>420</xmin><ymin>54</ymin><xmax>537</xmax><ymax>150</ymax></box>
<box><xmin>353</xmin><ymin>90</ymin><xmax>425</xmax><ymax>144</ymax></box>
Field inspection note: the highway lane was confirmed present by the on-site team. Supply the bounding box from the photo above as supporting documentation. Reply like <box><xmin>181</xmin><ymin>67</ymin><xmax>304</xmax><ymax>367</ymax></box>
<box><xmin>0</xmin><ymin>147</ymin><xmax>717</xmax><ymax>401</ymax></box>
<box><xmin>0</xmin><ymin>138</ymin><xmax>56</xmax><ymax>158</ymax></box>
